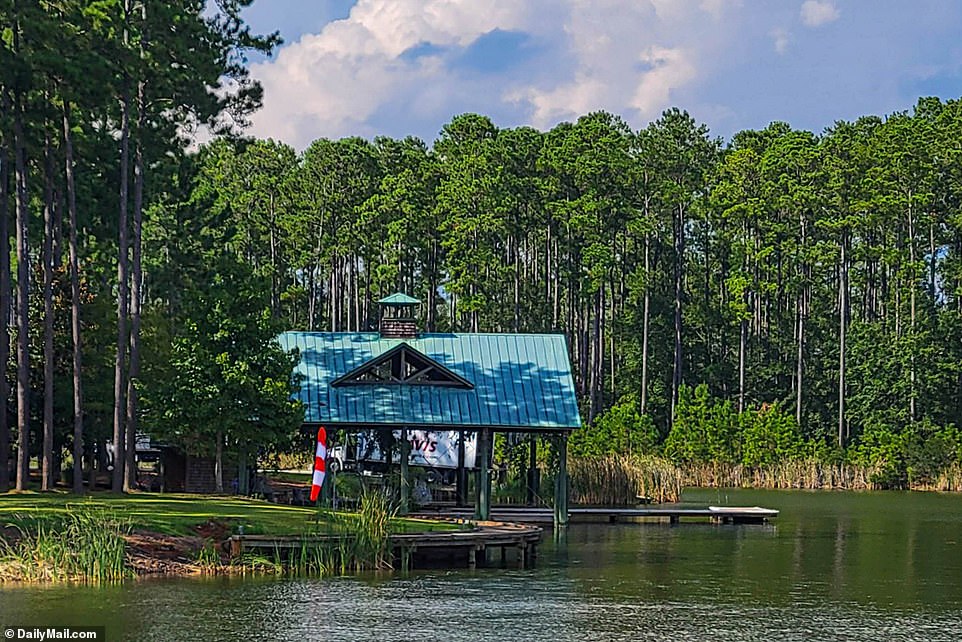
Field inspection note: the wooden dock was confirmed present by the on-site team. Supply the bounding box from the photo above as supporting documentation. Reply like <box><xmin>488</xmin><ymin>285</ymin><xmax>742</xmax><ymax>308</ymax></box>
<box><xmin>227</xmin><ymin>520</ymin><xmax>542</xmax><ymax>570</ymax></box>
<box><xmin>415</xmin><ymin>505</ymin><xmax>779</xmax><ymax>525</ymax></box>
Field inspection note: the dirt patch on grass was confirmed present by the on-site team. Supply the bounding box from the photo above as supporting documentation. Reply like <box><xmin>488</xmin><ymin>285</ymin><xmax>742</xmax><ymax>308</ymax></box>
<box><xmin>193</xmin><ymin>519</ymin><xmax>232</xmax><ymax>541</ymax></box>
<box><xmin>124</xmin><ymin>530</ymin><xmax>209</xmax><ymax>576</ymax></box>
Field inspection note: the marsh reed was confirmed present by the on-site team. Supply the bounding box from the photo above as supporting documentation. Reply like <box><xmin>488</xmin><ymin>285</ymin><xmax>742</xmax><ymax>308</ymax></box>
<box><xmin>674</xmin><ymin>460</ymin><xmax>941</xmax><ymax>490</ymax></box>
<box><xmin>570</xmin><ymin>454</ymin><xmax>683</xmax><ymax>504</ymax></box>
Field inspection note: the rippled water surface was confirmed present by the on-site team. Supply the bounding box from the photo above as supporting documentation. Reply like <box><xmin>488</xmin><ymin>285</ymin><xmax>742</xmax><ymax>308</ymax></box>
<box><xmin>3</xmin><ymin>489</ymin><xmax>962</xmax><ymax>641</ymax></box>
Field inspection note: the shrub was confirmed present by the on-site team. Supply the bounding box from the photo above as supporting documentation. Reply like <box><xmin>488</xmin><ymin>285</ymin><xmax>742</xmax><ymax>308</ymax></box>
<box><xmin>664</xmin><ymin>384</ymin><xmax>740</xmax><ymax>464</ymax></box>
<box><xmin>903</xmin><ymin>420</ymin><xmax>961</xmax><ymax>487</ymax></box>
<box><xmin>740</xmin><ymin>403</ymin><xmax>804</xmax><ymax>467</ymax></box>
<box><xmin>570</xmin><ymin>396</ymin><xmax>659</xmax><ymax>459</ymax></box>
<box><xmin>848</xmin><ymin>418</ymin><xmax>906</xmax><ymax>488</ymax></box>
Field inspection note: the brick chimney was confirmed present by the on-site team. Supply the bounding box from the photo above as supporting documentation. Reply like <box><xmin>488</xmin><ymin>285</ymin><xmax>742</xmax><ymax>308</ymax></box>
<box><xmin>378</xmin><ymin>293</ymin><xmax>420</xmax><ymax>339</ymax></box>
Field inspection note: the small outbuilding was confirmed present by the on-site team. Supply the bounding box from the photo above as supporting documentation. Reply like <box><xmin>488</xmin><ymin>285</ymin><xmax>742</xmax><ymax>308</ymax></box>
<box><xmin>279</xmin><ymin>293</ymin><xmax>582</xmax><ymax>524</ymax></box>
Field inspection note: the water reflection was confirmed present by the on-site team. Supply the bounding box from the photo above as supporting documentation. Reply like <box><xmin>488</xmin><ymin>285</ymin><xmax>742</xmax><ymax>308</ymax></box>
<box><xmin>2</xmin><ymin>489</ymin><xmax>962</xmax><ymax>641</ymax></box>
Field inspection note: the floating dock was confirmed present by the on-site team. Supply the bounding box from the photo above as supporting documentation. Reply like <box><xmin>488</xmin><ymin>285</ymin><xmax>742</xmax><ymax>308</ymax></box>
<box><xmin>225</xmin><ymin>505</ymin><xmax>776</xmax><ymax>572</ymax></box>
<box><xmin>227</xmin><ymin>520</ymin><xmax>542</xmax><ymax>570</ymax></box>
<box><xmin>415</xmin><ymin>505</ymin><xmax>779</xmax><ymax>525</ymax></box>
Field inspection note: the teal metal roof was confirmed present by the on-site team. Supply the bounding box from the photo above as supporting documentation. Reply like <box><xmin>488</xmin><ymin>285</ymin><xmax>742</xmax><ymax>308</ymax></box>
<box><xmin>278</xmin><ymin>332</ymin><xmax>582</xmax><ymax>431</ymax></box>
<box><xmin>378</xmin><ymin>292</ymin><xmax>420</xmax><ymax>305</ymax></box>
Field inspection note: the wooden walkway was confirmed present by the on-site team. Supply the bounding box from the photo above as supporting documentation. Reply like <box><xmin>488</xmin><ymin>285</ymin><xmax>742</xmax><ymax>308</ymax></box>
<box><xmin>415</xmin><ymin>505</ymin><xmax>779</xmax><ymax>525</ymax></box>
<box><xmin>227</xmin><ymin>521</ymin><xmax>542</xmax><ymax>570</ymax></box>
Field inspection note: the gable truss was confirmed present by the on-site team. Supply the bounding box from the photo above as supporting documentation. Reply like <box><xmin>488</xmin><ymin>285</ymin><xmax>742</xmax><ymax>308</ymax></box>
<box><xmin>331</xmin><ymin>344</ymin><xmax>473</xmax><ymax>389</ymax></box>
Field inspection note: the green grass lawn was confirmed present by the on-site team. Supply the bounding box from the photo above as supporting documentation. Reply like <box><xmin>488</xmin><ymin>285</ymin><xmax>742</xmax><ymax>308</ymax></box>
<box><xmin>0</xmin><ymin>492</ymin><xmax>455</xmax><ymax>538</ymax></box>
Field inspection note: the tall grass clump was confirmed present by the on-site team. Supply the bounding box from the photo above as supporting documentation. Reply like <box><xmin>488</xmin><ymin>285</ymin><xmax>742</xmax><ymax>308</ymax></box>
<box><xmin>284</xmin><ymin>539</ymin><xmax>332</xmax><ymax>576</ymax></box>
<box><xmin>195</xmin><ymin>540</ymin><xmax>221</xmax><ymax>571</ymax></box>
<box><xmin>677</xmin><ymin>460</ymin><xmax>874</xmax><ymax>490</ymax></box>
<box><xmin>570</xmin><ymin>454</ymin><xmax>682</xmax><ymax>505</ymax></box>
<box><xmin>935</xmin><ymin>462</ymin><xmax>962</xmax><ymax>491</ymax></box>
<box><xmin>275</xmin><ymin>489</ymin><xmax>396</xmax><ymax>576</ymax></box>
<box><xmin>0</xmin><ymin>507</ymin><xmax>129</xmax><ymax>583</ymax></box>
<box><xmin>352</xmin><ymin>489</ymin><xmax>393</xmax><ymax>569</ymax></box>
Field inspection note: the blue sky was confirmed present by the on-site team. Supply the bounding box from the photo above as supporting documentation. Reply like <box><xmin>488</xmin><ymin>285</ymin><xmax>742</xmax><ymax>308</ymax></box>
<box><xmin>239</xmin><ymin>0</ymin><xmax>962</xmax><ymax>149</ymax></box>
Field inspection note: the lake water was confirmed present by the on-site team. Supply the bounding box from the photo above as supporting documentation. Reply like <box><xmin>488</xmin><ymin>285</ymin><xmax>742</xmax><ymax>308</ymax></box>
<box><xmin>2</xmin><ymin>489</ymin><xmax>961</xmax><ymax>641</ymax></box>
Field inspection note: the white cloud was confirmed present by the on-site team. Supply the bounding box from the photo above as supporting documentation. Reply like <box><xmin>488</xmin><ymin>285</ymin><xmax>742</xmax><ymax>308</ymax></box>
<box><xmin>630</xmin><ymin>46</ymin><xmax>697</xmax><ymax>116</ymax></box>
<box><xmin>250</xmin><ymin>0</ymin><xmax>540</xmax><ymax>145</ymax></box>
<box><xmin>771</xmin><ymin>28</ymin><xmax>791</xmax><ymax>54</ymax></box>
<box><xmin>248</xmin><ymin>0</ymin><xmax>745</xmax><ymax>146</ymax></box>
<box><xmin>800</xmin><ymin>0</ymin><xmax>839</xmax><ymax>28</ymax></box>
<box><xmin>505</xmin><ymin>2</ymin><xmax>716</xmax><ymax>128</ymax></box>
<box><xmin>512</xmin><ymin>1</ymin><xmax>739</xmax><ymax>128</ymax></box>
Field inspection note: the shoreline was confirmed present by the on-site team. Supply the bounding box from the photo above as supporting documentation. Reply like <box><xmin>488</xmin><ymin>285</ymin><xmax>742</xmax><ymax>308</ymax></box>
<box><xmin>0</xmin><ymin>492</ymin><xmax>422</xmax><ymax>583</ymax></box>
<box><xmin>0</xmin><ymin>527</ymin><xmax>266</xmax><ymax>583</ymax></box>
<box><xmin>2</xmin><ymin>483</ymin><xmax>957</xmax><ymax>584</ymax></box>
<box><xmin>124</xmin><ymin>529</ymin><xmax>233</xmax><ymax>578</ymax></box>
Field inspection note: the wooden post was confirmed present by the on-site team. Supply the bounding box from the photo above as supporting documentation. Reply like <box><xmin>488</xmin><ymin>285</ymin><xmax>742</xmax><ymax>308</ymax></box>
<box><xmin>323</xmin><ymin>464</ymin><xmax>335</xmax><ymax>507</ymax></box>
<box><xmin>456</xmin><ymin>429</ymin><xmax>466</xmax><ymax>506</ymax></box>
<box><xmin>399</xmin><ymin>427</ymin><xmax>410</xmax><ymax>515</ymax></box>
<box><xmin>527</xmin><ymin>434</ymin><xmax>538</xmax><ymax>505</ymax></box>
<box><xmin>553</xmin><ymin>433</ymin><xmax>569</xmax><ymax>527</ymax></box>
<box><xmin>158</xmin><ymin>456</ymin><xmax>165</xmax><ymax>493</ymax></box>
<box><xmin>475</xmin><ymin>427</ymin><xmax>491</xmax><ymax>521</ymax></box>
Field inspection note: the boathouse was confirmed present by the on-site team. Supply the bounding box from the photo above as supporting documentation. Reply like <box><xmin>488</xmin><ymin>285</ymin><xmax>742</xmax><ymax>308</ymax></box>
<box><xmin>279</xmin><ymin>293</ymin><xmax>582</xmax><ymax>524</ymax></box>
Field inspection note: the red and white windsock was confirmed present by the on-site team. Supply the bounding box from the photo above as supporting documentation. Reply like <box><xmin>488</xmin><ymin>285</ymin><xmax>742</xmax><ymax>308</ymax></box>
<box><xmin>310</xmin><ymin>426</ymin><xmax>328</xmax><ymax>502</ymax></box>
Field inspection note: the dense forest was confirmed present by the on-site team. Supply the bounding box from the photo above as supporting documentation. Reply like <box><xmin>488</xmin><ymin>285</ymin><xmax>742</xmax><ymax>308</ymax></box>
<box><xmin>0</xmin><ymin>0</ymin><xmax>301</xmax><ymax>494</ymax></box>
<box><xmin>3</xmin><ymin>2</ymin><xmax>962</xmax><ymax>494</ymax></box>
<box><xmin>195</xmin><ymin>107</ymin><xmax>962</xmax><ymax>489</ymax></box>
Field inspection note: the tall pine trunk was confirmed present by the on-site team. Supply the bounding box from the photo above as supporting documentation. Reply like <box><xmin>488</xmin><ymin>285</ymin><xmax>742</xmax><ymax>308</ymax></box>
<box><xmin>928</xmin><ymin>222</ymin><xmax>937</xmax><ymax>300</ymax></box>
<box><xmin>268</xmin><ymin>198</ymin><xmax>279</xmax><ymax>318</ymax></box>
<box><xmin>214</xmin><ymin>431</ymin><xmax>224</xmax><ymax>494</ymax></box>
<box><xmin>12</xmin><ymin>86</ymin><xmax>30</xmax><ymax>491</ymax></box>
<box><xmin>639</xmin><ymin>233</ymin><xmax>651</xmax><ymax>415</ymax></box>
<box><xmin>63</xmin><ymin>100</ymin><xmax>85</xmax><ymax>495</ymax></box>
<box><xmin>671</xmin><ymin>204</ymin><xmax>685</xmax><ymax>420</ymax></box>
<box><xmin>124</xmin><ymin>79</ymin><xmax>145</xmax><ymax>492</ymax></box>
<box><xmin>41</xmin><ymin>134</ymin><xmax>55</xmax><ymax>490</ymax></box>
<box><xmin>738</xmin><ymin>315</ymin><xmax>747</xmax><ymax>414</ymax></box>
<box><xmin>0</xmin><ymin>120</ymin><xmax>10</xmax><ymax>493</ymax></box>
<box><xmin>838</xmin><ymin>231</ymin><xmax>849</xmax><ymax>448</ymax></box>
<box><xmin>610</xmin><ymin>293</ymin><xmax>616</xmax><ymax>398</ymax></box>
<box><xmin>739</xmin><ymin>219</ymin><xmax>749</xmax><ymax>414</ymax></box>
<box><xmin>112</xmin><ymin>80</ymin><xmax>131</xmax><ymax>492</ymax></box>
<box><xmin>907</xmin><ymin>200</ymin><xmax>916</xmax><ymax>422</ymax></box>
<box><xmin>795</xmin><ymin>213</ymin><xmax>807</xmax><ymax>426</ymax></box>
